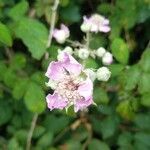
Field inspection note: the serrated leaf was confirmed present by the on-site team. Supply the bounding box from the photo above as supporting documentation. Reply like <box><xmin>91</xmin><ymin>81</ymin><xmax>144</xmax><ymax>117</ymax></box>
<box><xmin>111</xmin><ymin>38</ymin><xmax>129</xmax><ymax>64</ymax></box>
<box><xmin>24</xmin><ymin>82</ymin><xmax>46</xmax><ymax>113</ymax></box>
<box><xmin>15</xmin><ymin>18</ymin><xmax>48</xmax><ymax>59</ymax></box>
<box><xmin>0</xmin><ymin>22</ymin><xmax>12</xmax><ymax>46</ymax></box>
<box><xmin>8</xmin><ymin>1</ymin><xmax>29</xmax><ymax>21</ymax></box>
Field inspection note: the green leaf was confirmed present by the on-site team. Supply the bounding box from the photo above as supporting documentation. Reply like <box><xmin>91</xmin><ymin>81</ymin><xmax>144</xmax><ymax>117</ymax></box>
<box><xmin>88</xmin><ymin>139</ymin><xmax>110</xmax><ymax>150</ymax></box>
<box><xmin>109</xmin><ymin>64</ymin><xmax>124</xmax><ymax>77</ymax></box>
<box><xmin>138</xmin><ymin>73</ymin><xmax>150</xmax><ymax>94</ymax></box>
<box><xmin>134</xmin><ymin>113</ymin><xmax>150</xmax><ymax>130</ymax></box>
<box><xmin>85</xmin><ymin>57</ymin><xmax>98</xmax><ymax>69</ymax></box>
<box><xmin>12</xmin><ymin>78</ymin><xmax>29</xmax><ymax>100</ymax></box>
<box><xmin>116</xmin><ymin>100</ymin><xmax>136</xmax><ymax>120</ymax></box>
<box><xmin>139</xmin><ymin>48</ymin><xmax>150</xmax><ymax>73</ymax></box>
<box><xmin>60</xmin><ymin>3</ymin><xmax>81</xmax><ymax>23</ymax></box>
<box><xmin>117</xmin><ymin>132</ymin><xmax>133</xmax><ymax>146</ymax></box>
<box><xmin>10</xmin><ymin>53</ymin><xmax>26</xmax><ymax>70</ymax></box>
<box><xmin>0</xmin><ymin>100</ymin><xmax>12</xmax><ymax>126</ymax></box>
<box><xmin>141</xmin><ymin>93</ymin><xmax>150</xmax><ymax>107</ymax></box>
<box><xmin>15</xmin><ymin>18</ymin><xmax>48</xmax><ymax>59</ymax></box>
<box><xmin>125</xmin><ymin>65</ymin><xmax>141</xmax><ymax>91</ymax></box>
<box><xmin>134</xmin><ymin>132</ymin><xmax>150</xmax><ymax>147</ymax></box>
<box><xmin>24</xmin><ymin>82</ymin><xmax>46</xmax><ymax>113</ymax></box>
<box><xmin>111</xmin><ymin>38</ymin><xmax>129</xmax><ymax>65</ymax></box>
<box><xmin>0</xmin><ymin>61</ymin><xmax>7</xmax><ymax>81</ymax></box>
<box><xmin>100</xmin><ymin>116</ymin><xmax>119</xmax><ymax>139</ymax></box>
<box><xmin>8</xmin><ymin>1</ymin><xmax>29</xmax><ymax>21</ymax></box>
<box><xmin>93</xmin><ymin>87</ymin><xmax>109</xmax><ymax>104</ymax></box>
<box><xmin>0</xmin><ymin>22</ymin><xmax>12</xmax><ymax>46</ymax></box>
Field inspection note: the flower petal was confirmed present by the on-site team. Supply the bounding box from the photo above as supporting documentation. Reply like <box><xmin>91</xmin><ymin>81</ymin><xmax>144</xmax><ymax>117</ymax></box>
<box><xmin>74</xmin><ymin>97</ymin><xmax>93</xmax><ymax>112</ymax></box>
<box><xmin>45</xmin><ymin>61</ymin><xmax>65</xmax><ymax>80</ymax></box>
<box><xmin>99</xmin><ymin>26</ymin><xmax>110</xmax><ymax>32</ymax></box>
<box><xmin>62</xmin><ymin>52</ymin><xmax>83</xmax><ymax>76</ymax></box>
<box><xmin>60</xmin><ymin>24</ymin><xmax>70</xmax><ymax>38</ymax></box>
<box><xmin>46</xmin><ymin>93</ymin><xmax>68</xmax><ymax>110</ymax></box>
<box><xmin>78</xmin><ymin>78</ymin><xmax>93</xmax><ymax>100</ymax></box>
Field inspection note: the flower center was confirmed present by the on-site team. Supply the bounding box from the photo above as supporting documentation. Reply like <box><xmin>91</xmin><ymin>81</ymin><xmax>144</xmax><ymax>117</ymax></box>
<box><xmin>55</xmin><ymin>75</ymin><xmax>82</xmax><ymax>102</ymax></box>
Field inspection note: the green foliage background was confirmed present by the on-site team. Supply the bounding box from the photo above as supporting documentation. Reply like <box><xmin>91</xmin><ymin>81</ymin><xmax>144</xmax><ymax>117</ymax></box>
<box><xmin>0</xmin><ymin>0</ymin><xmax>150</xmax><ymax>149</ymax></box>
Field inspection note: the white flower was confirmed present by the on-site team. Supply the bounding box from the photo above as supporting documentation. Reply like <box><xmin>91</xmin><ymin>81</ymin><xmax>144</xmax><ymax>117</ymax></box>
<box><xmin>102</xmin><ymin>52</ymin><xmax>113</xmax><ymax>65</ymax></box>
<box><xmin>96</xmin><ymin>67</ymin><xmax>111</xmax><ymax>81</ymax></box>
<box><xmin>78</xmin><ymin>48</ymin><xmax>90</xmax><ymax>60</ymax></box>
<box><xmin>96</xmin><ymin>47</ymin><xmax>106</xmax><ymax>58</ymax></box>
<box><xmin>53</xmin><ymin>24</ymin><xmax>70</xmax><ymax>44</ymax></box>
<box><xmin>84</xmin><ymin>69</ymin><xmax>96</xmax><ymax>82</ymax></box>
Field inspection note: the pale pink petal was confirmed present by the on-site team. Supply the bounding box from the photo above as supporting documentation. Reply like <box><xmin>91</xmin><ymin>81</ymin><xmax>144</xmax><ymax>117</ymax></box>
<box><xmin>60</xmin><ymin>24</ymin><xmax>70</xmax><ymax>38</ymax></box>
<box><xmin>62</xmin><ymin>52</ymin><xmax>83</xmax><ymax>76</ymax></box>
<box><xmin>78</xmin><ymin>78</ymin><xmax>93</xmax><ymax>100</ymax></box>
<box><xmin>45</xmin><ymin>61</ymin><xmax>65</xmax><ymax>80</ymax></box>
<box><xmin>74</xmin><ymin>97</ymin><xmax>93</xmax><ymax>112</ymax></box>
<box><xmin>99</xmin><ymin>26</ymin><xmax>110</xmax><ymax>32</ymax></box>
<box><xmin>46</xmin><ymin>93</ymin><xmax>68</xmax><ymax>110</ymax></box>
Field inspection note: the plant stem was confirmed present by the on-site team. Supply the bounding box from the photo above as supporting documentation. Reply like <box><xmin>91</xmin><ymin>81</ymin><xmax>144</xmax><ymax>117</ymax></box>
<box><xmin>47</xmin><ymin>0</ymin><xmax>59</xmax><ymax>48</ymax></box>
<box><xmin>26</xmin><ymin>113</ymin><xmax>38</xmax><ymax>150</ymax></box>
<box><xmin>86</xmin><ymin>32</ymin><xmax>90</xmax><ymax>49</ymax></box>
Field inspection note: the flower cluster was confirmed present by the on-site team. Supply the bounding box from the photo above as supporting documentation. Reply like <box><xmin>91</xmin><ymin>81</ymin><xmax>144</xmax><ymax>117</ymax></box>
<box><xmin>45</xmin><ymin>13</ymin><xmax>112</xmax><ymax>112</ymax></box>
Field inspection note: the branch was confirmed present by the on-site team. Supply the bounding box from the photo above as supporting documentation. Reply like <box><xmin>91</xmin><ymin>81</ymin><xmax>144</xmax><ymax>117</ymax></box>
<box><xmin>26</xmin><ymin>113</ymin><xmax>38</xmax><ymax>150</ymax></box>
<box><xmin>47</xmin><ymin>0</ymin><xmax>59</xmax><ymax>48</ymax></box>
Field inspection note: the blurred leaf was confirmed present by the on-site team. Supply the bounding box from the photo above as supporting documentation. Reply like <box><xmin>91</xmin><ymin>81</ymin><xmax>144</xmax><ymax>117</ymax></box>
<box><xmin>125</xmin><ymin>65</ymin><xmax>141</xmax><ymax>91</ymax></box>
<box><xmin>60</xmin><ymin>3</ymin><xmax>81</xmax><ymax>23</ymax></box>
<box><xmin>117</xmin><ymin>132</ymin><xmax>133</xmax><ymax>146</ymax></box>
<box><xmin>15</xmin><ymin>18</ymin><xmax>48</xmax><ymax>59</ymax></box>
<box><xmin>67</xmin><ymin>140</ymin><xmax>82</xmax><ymax>150</ymax></box>
<box><xmin>88</xmin><ymin>139</ymin><xmax>110</xmax><ymax>150</ymax></box>
<box><xmin>8</xmin><ymin>138</ymin><xmax>23</xmax><ymax>150</ymax></box>
<box><xmin>139</xmin><ymin>48</ymin><xmax>150</xmax><ymax>73</ymax></box>
<box><xmin>85</xmin><ymin>57</ymin><xmax>98</xmax><ymax>69</ymax></box>
<box><xmin>100</xmin><ymin>115</ymin><xmax>119</xmax><ymax>139</ymax></box>
<box><xmin>111</xmin><ymin>38</ymin><xmax>129</xmax><ymax>65</ymax></box>
<box><xmin>116</xmin><ymin>100</ymin><xmax>136</xmax><ymax>120</ymax></box>
<box><xmin>109</xmin><ymin>64</ymin><xmax>124</xmax><ymax>77</ymax></box>
<box><xmin>10</xmin><ymin>53</ymin><xmax>26</xmax><ymax>70</ymax></box>
<box><xmin>0</xmin><ymin>61</ymin><xmax>7</xmax><ymax>81</ymax></box>
<box><xmin>37</xmin><ymin>132</ymin><xmax>53</xmax><ymax>148</ymax></box>
<box><xmin>94</xmin><ymin>87</ymin><xmax>109</xmax><ymax>104</ymax></box>
<box><xmin>33</xmin><ymin>125</ymin><xmax>45</xmax><ymax>139</ymax></box>
<box><xmin>141</xmin><ymin>93</ymin><xmax>150</xmax><ymax>107</ymax></box>
<box><xmin>12</xmin><ymin>78</ymin><xmax>28</xmax><ymax>100</ymax></box>
<box><xmin>24</xmin><ymin>81</ymin><xmax>46</xmax><ymax>113</ymax></box>
<box><xmin>134</xmin><ymin>113</ymin><xmax>150</xmax><ymax>130</ymax></box>
<box><xmin>0</xmin><ymin>22</ymin><xmax>12</xmax><ymax>46</ymax></box>
<box><xmin>8</xmin><ymin>1</ymin><xmax>29</xmax><ymax>21</ymax></box>
<box><xmin>0</xmin><ymin>99</ymin><xmax>12</xmax><ymax>126</ymax></box>
<box><xmin>138</xmin><ymin>73</ymin><xmax>150</xmax><ymax>94</ymax></box>
<box><xmin>134</xmin><ymin>132</ymin><xmax>150</xmax><ymax>147</ymax></box>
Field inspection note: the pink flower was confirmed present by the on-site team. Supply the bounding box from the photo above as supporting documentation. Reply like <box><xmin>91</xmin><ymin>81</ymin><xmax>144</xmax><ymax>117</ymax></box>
<box><xmin>53</xmin><ymin>24</ymin><xmax>70</xmax><ymax>44</ymax></box>
<box><xmin>45</xmin><ymin>52</ymin><xmax>94</xmax><ymax>112</ymax></box>
<box><xmin>81</xmin><ymin>14</ymin><xmax>110</xmax><ymax>33</ymax></box>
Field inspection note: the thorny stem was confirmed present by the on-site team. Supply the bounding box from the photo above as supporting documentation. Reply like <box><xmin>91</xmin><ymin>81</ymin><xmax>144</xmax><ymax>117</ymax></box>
<box><xmin>26</xmin><ymin>113</ymin><xmax>38</xmax><ymax>150</ymax></box>
<box><xmin>47</xmin><ymin>0</ymin><xmax>59</xmax><ymax>48</ymax></box>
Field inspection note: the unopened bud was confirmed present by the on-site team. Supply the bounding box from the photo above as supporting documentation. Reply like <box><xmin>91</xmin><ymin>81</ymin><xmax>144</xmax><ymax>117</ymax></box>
<box><xmin>80</xmin><ymin>23</ymin><xmax>91</xmax><ymax>32</ymax></box>
<box><xmin>96</xmin><ymin>47</ymin><xmax>106</xmax><ymax>57</ymax></box>
<box><xmin>84</xmin><ymin>69</ymin><xmax>96</xmax><ymax>81</ymax></box>
<box><xmin>96</xmin><ymin>67</ymin><xmax>111</xmax><ymax>81</ymax></box>
<box><xmin>102</xmin><ymin>52</ymin><xmax>113</xmax><ymax>65</ymax></box>
<box><xmin>78</xmin><ymin>48</ymin><xmax>90</xmax><ymax>59</ymax></box>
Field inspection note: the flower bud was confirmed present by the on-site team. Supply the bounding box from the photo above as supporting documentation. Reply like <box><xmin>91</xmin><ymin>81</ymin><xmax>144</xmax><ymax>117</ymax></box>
<box><xmin>96</xmin><ymin>47</ymin><xmax>106</xmax><ymax>57</ymax></box>
<box><xmin>84</xmin><ymin>69</ymin><xmax>96</xmax><ymax>81</ymax></box>
<box><xmin>102</xmin><ymin>52</ymin><xmax>113</xmax><ymax>65</ymax></box>
<box><xmin>78</xmin><ymin>48</ymin><xmax>90</xmax><ymax>60</ymax></box>
<box><xmin>96</xmin><ymin>67</ymin><xmax>111</xmax><ymax>81</ymax></box>
<box><xmin>80</xmin><ymin>23</ymin><xmax>91</xmax><ymax>32</ymax></box>
<box><xmin>53</xmin><ymin>30</ymin><xmax>67</xmax><ymax>44</ymax></box>
<box><xmin>45</xmin><ymin>79</ymin><xmax>57</xmax><ymax>89</ymax></box>
<box><xmin>63</xmin><ymin>46</ymin><xmax>73</xmax><ymax>55</ymax></box>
